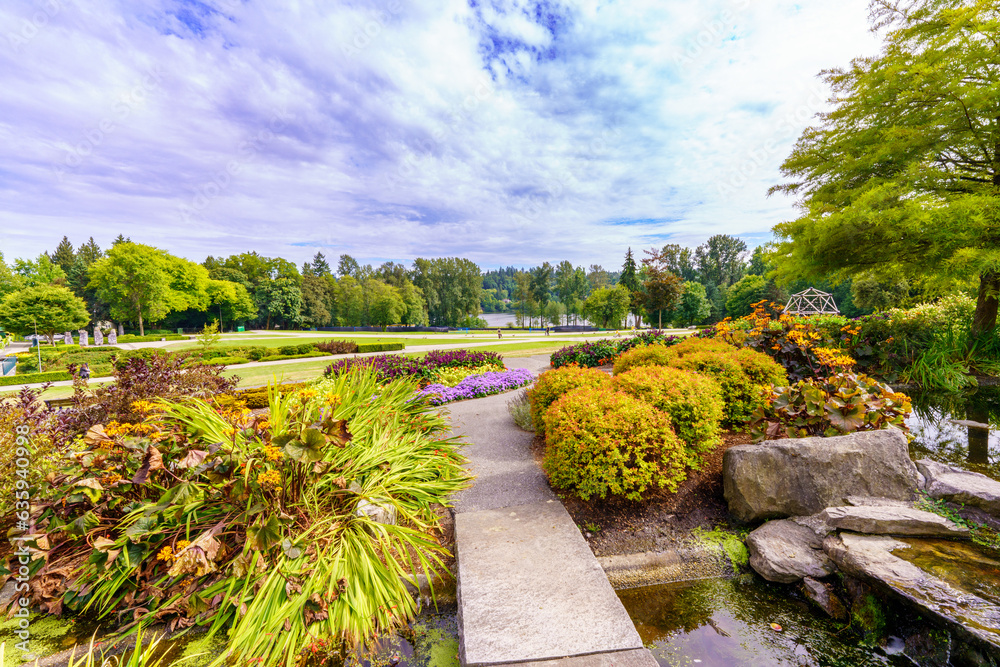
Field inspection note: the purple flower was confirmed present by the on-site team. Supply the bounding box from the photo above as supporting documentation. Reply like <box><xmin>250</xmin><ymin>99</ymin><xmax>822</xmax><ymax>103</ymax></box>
<box><xmin>419</xmin><ymin>368</ymin><xmax>534</xmax><ymax>405</ymax></box>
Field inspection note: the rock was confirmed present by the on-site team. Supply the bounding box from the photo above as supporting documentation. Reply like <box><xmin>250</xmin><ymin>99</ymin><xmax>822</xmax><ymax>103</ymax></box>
<box><xmin>746</xmin><ymin>519</ymin><xmax>837</xmax><ymax>583</ymax></box>
<box><xmin>818</xmin><ymin>505</ymin><xmax>969</xmax><ymax>537</ymax></box>
<box><xmin>801</xmin><ymin>576</ymin><xmax>848</xmax><ymax>620</ymax></box>
<box><xmin>823</xmin><ymin>532</ymin><xmax>1000</xmax><ymax>656</ymax></box>
<box><xmin>724</xmin><ymin>430</ymin><xmax>919</xmax><ymax>522</ymax></box>
<box><xmin>917</xmin><ymin>459</ymin><xmax>1000</xmax><ymax>517</ymax></box>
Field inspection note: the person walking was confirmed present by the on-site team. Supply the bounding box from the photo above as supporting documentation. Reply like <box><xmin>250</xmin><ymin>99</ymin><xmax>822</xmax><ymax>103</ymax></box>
<box><xmin>497</xmin><ymin>328</ymin><xmax>502</xmax><ymax>339</ymax></box>
<box><xmin>80</xmin><ymin>363</ymin><xmax>91</xmax><ymax>380</ymax></box>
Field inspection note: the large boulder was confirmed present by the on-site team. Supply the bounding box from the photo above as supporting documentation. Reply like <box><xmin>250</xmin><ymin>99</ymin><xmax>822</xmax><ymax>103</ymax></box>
<box><xmin>746</xmin><ymin>519</ymin><xmax>836</xmax><ymax>583</ymax></box>
<box><xmin>723</xmin><ymin>430</ymin><xmax>919</xmax><ymax>522</ymax></box>
<box><xmin>818</xmin><ymin>505</ymin><xmax>969</xmax><ymax>537</ymax></box>
<box><xmin>917</xmin><ymin>459</ymin><xmax>1000</xmax><ymax>517</ymax></box>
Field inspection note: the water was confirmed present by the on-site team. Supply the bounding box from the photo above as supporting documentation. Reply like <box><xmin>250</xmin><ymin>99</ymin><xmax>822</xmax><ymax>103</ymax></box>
<box><xmin>906</xmin><ymin>385</ymin><xmax>1000</xmax><ymax>479</ymax></box>
<box><xmin>619</xmin><ymin>576</ymin><xmax>909</xmax><ymax>667</ymax></box>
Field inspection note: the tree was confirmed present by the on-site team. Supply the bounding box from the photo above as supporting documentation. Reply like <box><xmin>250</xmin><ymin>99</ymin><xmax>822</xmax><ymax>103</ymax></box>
<box><xmin>206</xmin><ymin>279</ymin><xmax>256</xmax><ymax>330</ymax></box>
<box><xmin>0</xmin><ymin>285</ymin><xmax>89</xmax><ymax>344</ymax></box>
<box><xmin>335</xmin><ymin>276</ymin><xmax>364</xmax><ymax>326</ymax></box>
<box><xmin>747</xmin><ymin>245</ymin><xmax>774</xmax><ymax>277</ymax></box>
<box><xmin>640</xmin><ymin>248</ymin><xmax>684</xmax><ymax>329</ymax></box>
<box><xmin>411</xmin><ymin>257</ymin><xmax>481</xmax><ymax>326</ymax></box>
<box><xmin>660</xmin><ymin>245</ymin><xmax>698</xmax><ymax>282</ymax></box>
<box><xmin>0</xmin><ymin>253</ymin><xmax>24</xmax><ymax>298</ymax></box>
<box><xmin>770</xmin><ymin>0</ymin><xmax>1000</xmax><ymax>338</ymax></box>
<box><xmin>587</xmin><ymin>265</ymin><xmax>609</xmax><ymax>290</ymax></box>
<box><xmin>196</xmin><ymin>319</ymin><xmax>221</xmax><ymax>351</ymax></box>
<box><xmin>695</xmin><ymin>235</ymin><xmax>747</xmax><ymax>288</ymax></box>
<box><xmin>619</xmin><ymin>248</ymin><xmax>644</xmax><ymax>327</ymax></box>
<box><xmin>851</xmin><ymin>272</ymin><xmax>911</xmax><ymax>312</ymax></box>
<box><xmin>725</xmin><ymin>275</ymin><xmax>770</xmax><ymax>318</ymax></box>
<box><xmin>398</xmin><ymin>282</ymin><xmax>428</xmax><ymax>326</ymax></box>
<box><xmin>338</xmin><ymin>254</ymin><xmax>361</xmax><ymax>279</ymax></box>
<box><xmin>258</xmin><ymin>277</ymin><xmax>302</xmax><ymax>329</ymax></box>
<box><xmin>14</xmin><ymin>255</ymin><xmax>67</xmax><ymax>287</ymax></box>
<box><xmin>529</xmin><ymin>263</ymin><xmax>554</xmax><ymax>328</ymax></box>
<box><xmin>300</xmin><ymin>274</ymin><xmax>334</xmax><ymax>327</ymax></box>
<box><xmin>671</xmin><ymin>281</ymin><xmax>712</xmax><ymax>326</ymax></box>
<box><xmin>50</xmin><ymin>236</ymin><xmax>76</xmax><ymax>274</ymax></box>
<box><xmin>512</xmin><ymin>270</ymin><xmax>535</xmax><ymax>327</ymax></box>
<box><xmin>555</xmin><ymin>261</ymin><xmax>588</xmax><ymax>325</ymax></box>
<box><xmin>311</xmin><ymin>252</ymin><xmax>332</xmax><ymax>277</ymax></box>
<box><xmin>367</xmin><ymin>281</ymin><xmax>405</xmax><ymax>330</ymax></box>
<box><xmin>88</xmin><ymin>243</ymin><xmax>173</xmax><ymax>336</ymax></box>
<box><xmin>582</xmin><ymin>285</ymin><xmax>631</xmax><ymax>329</ymax></box>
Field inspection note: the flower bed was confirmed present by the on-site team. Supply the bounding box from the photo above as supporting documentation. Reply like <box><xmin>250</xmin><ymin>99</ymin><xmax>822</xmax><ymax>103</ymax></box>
<box><xmin>550</xmin><ymin>330</ymin><xmax>685</xmax><ymax>368</ymax></box>
<box><xmin>325</xmin><ymin>348</ymin><xmax>504</xmax><ymax>383</ymax></box>
<box><xmin>420</xmin><ymin>368</ymin><xmax>534</xmax><ymax>404</ymax></box>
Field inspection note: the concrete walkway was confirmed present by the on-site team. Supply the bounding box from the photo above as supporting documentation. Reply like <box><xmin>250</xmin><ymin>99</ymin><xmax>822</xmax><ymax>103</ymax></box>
<box><xmin>447</xmin><ymin>356</ymin><xmax>655</xmax><ymax>667</ymax></box>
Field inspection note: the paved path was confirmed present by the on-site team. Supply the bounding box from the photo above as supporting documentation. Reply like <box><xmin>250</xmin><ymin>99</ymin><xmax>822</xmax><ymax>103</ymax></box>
<box><xmin>447</xmin><ymin>356</ymin><xmax>655</xmax><ymax>667</ymax></box>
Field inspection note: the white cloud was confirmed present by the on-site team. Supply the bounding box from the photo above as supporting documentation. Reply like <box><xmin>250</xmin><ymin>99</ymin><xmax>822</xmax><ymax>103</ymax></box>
<box><xmin>0</xmin><ymin>0</ymin><xmax>880</xmax><ymax>269</ymax></box>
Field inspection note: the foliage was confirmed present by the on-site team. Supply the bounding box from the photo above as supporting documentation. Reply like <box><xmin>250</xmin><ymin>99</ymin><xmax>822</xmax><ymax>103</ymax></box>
<box><xmin>0</xmin><ymin>284</ymin><xmax>90</xmax><ymax>344</ymax></box>
<box><xmin>315</xmin><ymin>340</ymin><xmax>359</xmax><ymax>354</ymax></box>
<box><xmin>611</xmin><ymin>366</ymin><xmax>724</xmax><ymax>462</ymax></box>
<box><xmin>206</xmin><ymin>279</ymin><xmax>257</xmax><ymax>330</ymax></box>
<box><xmin>411</xmin><ymin>257</ymin><xmax>482</xmax><ymax>327</ymax></box>
<box><xmin>88</xmin><ymin>243</ymin><xmax>209</xmax><ymax>336</ymax></box>
<box><xmin>117</xmin><ymin>334</ymin><xmax>187</xmax><ymax>343</ymax></box>
<box><xmin>670</xmin><ymin>281</ymin><xmax>712</xmax><ymax>327</ymax></box>
<box><xmin>420</xmin><ymin>368</ymin><xmax>534</xmax><ymax>405</ymax></box>
<box><xmin>915</xmin><ymin>494</ymin><xmax>1000</xmax><ymax>551</ymax></box>
<box><xmin>542</xmin><ymin>386</ymin><xmax>687</xmax><ymax>501</ymax></box>
<box><xmin>5</xmin><ymin>368</ymin><xmax>469</xmax><ymax>666</ymax></box>
<box><xmin>0</xmin><ymin>370</ymin><xmax>73</xmax><ymax>385</ymax></box>
<box><xmin>665</xmin><ymin>338</ymin><xmax>788</xmax><ymax>428</ymax></box>
<box><xmin>550</xmin><ymin>331</ymin><xmax>684</xmax><ymax>369</ymax></box>
<box><xmin>581</xmin><ymin>285</ymin><xmax>631</xmax><ymax>329</ymax></box>
<box><xmin>64</xmin><ymin>352</ymin><xmax>237</xmax><ymax>433</ymax></box>
<box><xmin>325</xmin><ymin>348</ymin><xmax>502</xmax><ymax>385</ymax></box>
<box><xmin>769</xmin><ymin>0</ymin><xmax>1000</xmax><ymax>338</ymax></box>
<box><xmin>0</xmin><ymin>384</ymin><xmax>71</xmax><ymax>503</ymax></box>
<box><xmin>196</xmin><ymin>319</ymin><xmax>222</xmax><ymax>351</ymax></box>
<box><xmin>612</xmin><ymin>344</ymin><xmax>676</xmax><ymax>376</ymax></box>
<box><xmin>749</xmin><ymin>372</ymin><xmax>911</xmax><ymax>441</ymax></box>
<box><xmin>230</xmin><ymin>382</ymin><xmax>313</xmax><ymax>410</ymax></box>
<box><xmin>190</xmin><ymin>355</ymin><xmax>250</xmax><ymax>366</ymax></box>
<box><xmin>725</xmin><ymin>275</ymin><xmax>769</xmax><ymax>318</ymax></box>
<box><xmin>640</xmin><ymin>248</ymin><xmax>685</xmax><ymax>329</ymax></box>
<box><xmin>527</xmin><ymin>366</ymin><xmax>612</xmax><ymax>436</ymax></box>
<box><xmin>690</xmin><ymin>527</ymin><xmax>749</xmax><ymax>572</ymax></box>
<box><xmin>507</xmin><ymin>389</ymin><xmax>534</xmax><ymax>432</ymax></box>
<box><xmin>430</xmin><ymin>362</ymin><xmax>505</xmax><ymax>387</ymax></box>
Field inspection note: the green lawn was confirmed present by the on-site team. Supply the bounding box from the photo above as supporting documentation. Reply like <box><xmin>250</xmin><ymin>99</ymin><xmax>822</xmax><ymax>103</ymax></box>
<box><xmin>223</xmin><ymin>359</ymin><xmax>333</xmax><ymax>388</ymax></box>
<box><xmin>166</xmin><ymin>336</ymin><xmax>498</xmax><ymax>351</ymax></box>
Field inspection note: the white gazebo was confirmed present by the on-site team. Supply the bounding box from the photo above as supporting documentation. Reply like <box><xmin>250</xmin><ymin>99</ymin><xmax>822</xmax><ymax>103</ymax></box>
<box><xmin>785</xmin><ymin>288</ymin><xmax>839</xmax><ymax>316</ymax></box>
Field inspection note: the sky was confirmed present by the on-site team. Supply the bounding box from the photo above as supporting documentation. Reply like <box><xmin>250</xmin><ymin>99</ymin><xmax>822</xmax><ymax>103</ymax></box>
<box><xmin>0</xmin><ymin>0</ymin><xmax>882</xmax><ymax>271</ymax></box>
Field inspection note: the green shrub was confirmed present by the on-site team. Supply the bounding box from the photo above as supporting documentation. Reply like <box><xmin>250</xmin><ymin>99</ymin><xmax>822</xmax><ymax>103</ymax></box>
<box><xmin>357</xmin><ymin>342</ymin><xmax>405</xmax><ymax>353</ymax></box>
<box><xmin>117</xmin><ymin>333</ymin><xmax>187</xmax><ymax>343</ymax></box>
<box><xmin>734</xmin><ymin>348</ymin><xmax>789</xmax><ymax>389</ymax></box>
<box><xmin>0</xmin><ymin>370</ymin><xmax>73</xmax><ymax>386</ymax></box>
<box><xmin>666</xmin><ymin>336</ymin><xmax>737</xmax><ymax>360</ymax></box>
<box><xmin>192</xmin><ymin>355</ymin><xmax>249</xmax><ymax>366</ymax></box>
<box><xmin>527</xmin><ymin>366</ymin><xmax>612</xmax><ymax>436</ymax></box>
<box><xmin>613</xmin><ymin>344</ymin><xmax>675</xmax><ymax>375</ymax></box>
<box><xmin>278</xmin><ymin>343</ymin><xmax>315</xmax><ymax>356</ymax></box>
<box><xmin>612</xmin><ymin>366</ymin><xmax>723</xmax><ymax>461</ymax></box>
<box><xmin>258</xmin><ymin>352</ymin><xmax>327</xmax><ymax>362</ymax></box>
<box><xmin>750</xmin><ymin>372</ymin><xmax>911</xmax><ymax>441</ymax></box>
<box><xmin>542</xmin><ymin>387</ymin><xmax>687</xmax><ymax>501</ymax></box>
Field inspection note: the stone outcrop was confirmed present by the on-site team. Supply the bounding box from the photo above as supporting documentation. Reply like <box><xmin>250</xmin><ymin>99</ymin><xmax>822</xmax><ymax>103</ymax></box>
<box><xmin>724</xmin><ymin>430</ymin><xmax>919</xmax><ymax>522</ymax></box>
<box><xmin>745</xmin><ymin>519</ymin><xmax>836</xmax><ymax>583</ymax></box>
<box><xmin>801</xmin><ymin>576</ymin><xmax>848</xmax><ymax>620</ymax></box>
<box><xmin>917</xmin><ymin>459</ymin><xmax>1000</xmax><ymax>517</ymax></box>
<box><xmin>823</xmin><ymin>532</ymin><xmax>1000</xmax><ymax>654</ymax></box>
<box><xmin>817</xmin><ymin>505</ymin><xmax>969</xmax><ymax>537</ymax></box>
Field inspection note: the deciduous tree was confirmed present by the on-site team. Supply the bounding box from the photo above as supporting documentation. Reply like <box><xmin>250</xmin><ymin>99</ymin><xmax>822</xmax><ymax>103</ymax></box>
<box><xmin>0</xmin><ymin>285</ymin><xmax>89</xmax><ymax>344</ymax></box>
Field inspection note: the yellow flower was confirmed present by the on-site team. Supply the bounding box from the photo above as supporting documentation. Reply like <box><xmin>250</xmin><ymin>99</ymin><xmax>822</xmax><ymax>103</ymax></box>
<box><xmin>256</xmin><ymin>419</ymin><xmax>271</xmax><ymax>431</ymax></box>
<box><xmin>258</xmin><ymin>469</ymin><xmax>282</xmax><ymax>489</ymax></box>
<box><xmin>175</xmin><ymin>540</ymin><xmax>191</xmax><ymax>551</ymax></box>
<box><xmin>156</xmin><ymin>546</ymin><xmax>173</xmax><ymax>562</ymax></box>
<box><xmin>263</xmin><ymin>445</ymin><xmax>283</xmax><ymax>462</ymax></box>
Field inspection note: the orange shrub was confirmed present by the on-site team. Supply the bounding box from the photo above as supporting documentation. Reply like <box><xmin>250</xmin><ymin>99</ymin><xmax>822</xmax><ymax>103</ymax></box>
<box><xmin>613</xmin><ymin>343</ymin><xmax>675</xmax><ymax>375</ymax></box>
<box><xmin>542</xmin><ymin>387</ymin><xmax>687</xmax><ymax>501</ymax></box>
<box><xmin>527</xmin><ymin>366</ymin><xmax>612</xmax><ymax>436</ymax></box>
<box><xmin>611</xmin><ymin>366</ymin><xmax>723</xmax><ymax>464</ymax></box>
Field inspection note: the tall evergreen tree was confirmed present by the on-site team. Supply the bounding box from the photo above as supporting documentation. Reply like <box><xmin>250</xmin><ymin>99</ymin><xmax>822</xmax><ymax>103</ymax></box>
<box><xmin>50</xmin><ymin>236</ymin><xmax>76</xmax><ymax>274</ymax></box>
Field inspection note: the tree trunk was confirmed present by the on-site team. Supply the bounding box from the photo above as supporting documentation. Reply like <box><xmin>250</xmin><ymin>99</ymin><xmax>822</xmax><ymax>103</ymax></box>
<box><xmin>971</xmin><ymin>270</ymin><xmax>999</xmax><ymax>338</ymax></box>
<box><xmin>658</xmin><ymin>310</ymin><xmax>662</xmax><ymax>330</ymax></box>
<box><xmin>139</xmin><ymin>312</ymin><xmax>144</xmax><ymax>337</ymax></box>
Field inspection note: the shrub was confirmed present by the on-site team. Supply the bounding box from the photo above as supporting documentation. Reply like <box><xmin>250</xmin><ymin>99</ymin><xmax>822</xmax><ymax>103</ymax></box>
<box><xmin>542</xmin><ymin>387</ymin><xmax>687</xmax><ymax>501</ymax></box>
<box><xmin>750</xmin><ymin>372</ymin><xmax>911</xmax><ymax>441</ymax></box>
<box><xmin>116</xmin><ymin>333</ymin><xmax>187</xmax><ymax>342</ymax></box>
<box><xmin>507</xmin><ymin>389</ymin><xmax>533</xmax><ymax>431</ymax></box>
<box><xmin>357</xmin><ymin>342</ymin><xmax>405</xmax><ymax>353</ymax></box>
<box><xmin>0</xmin><ymin>385</ymin><xmax>71</xmax><ymax>505</ymax></box>
<box><xmin>734</xmin><ymin>348</ymin><xmax>789</xmax><ymax>389</ymax></box>
<box><xmin>325</xmin><ymin>348</ymin><xmax>497</xmax><ymax>384</ymax></box>
<box><xmin>667</xmin><ymin>351</ymin><xmax>766</xmax><ymax>428</ymax></box>
<box><xmin>278</xmin><ymin>343</ymin><xmax>315</xmax><ymax>356</ymax></box>
<box><xmin>611</xmin><ymin>366</ymin><xmax>723</xmax><ymax>461</ymax></box>
<box><xmin>613</xmin><ymin>344</ymin><xmax>675</xmax><ymax>375</ymax></box>
<box><xmin>527</xmin><ymin>366</ymin><xmax>612</xmax><ymax>436</ymax></box>
<box><xmin>550</xmin><ymin>331</ymin><xmax>685</xmax><ymax>369</ymax></box>
<box><xmin>231</xmin><ymin>382</ymin><xmax>313</xmax><ymax>409</ymax></box>
<box><xmin>258</xmin><ymin>352</ymin><xmax>327</xmax><ymax>362</ymax></box>
<box><xmin>665</xmin><ymin>336</ymin><xmax>737</xmax><ymax>360</ymax></box>
<box><xmin>0</xmin><ymin>370</ymin><xmax>72</xmax><ymax>386</ymax></box>
<box><xmin>191</xmin><ymin>355</ymin><xmax>249</xmax><ymax>366</ymax></box>
<box><xmin>315</xmin><ymin>340</ymin><xmax>358</xmax><ymax>354</ymax></box>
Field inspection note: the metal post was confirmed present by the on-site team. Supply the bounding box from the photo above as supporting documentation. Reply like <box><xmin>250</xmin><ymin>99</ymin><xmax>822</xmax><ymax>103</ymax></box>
<box><xmin>33</xmin><ymin>319</ymin><xmax>41</xmax><ymax>371</ymax></box>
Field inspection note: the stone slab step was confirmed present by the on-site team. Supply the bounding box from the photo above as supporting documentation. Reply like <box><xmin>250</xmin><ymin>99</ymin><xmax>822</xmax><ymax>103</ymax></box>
<box><xmin>456</xmin><ymin>500</ymin><xmax>644</xmax><ymax>666</ymax></box>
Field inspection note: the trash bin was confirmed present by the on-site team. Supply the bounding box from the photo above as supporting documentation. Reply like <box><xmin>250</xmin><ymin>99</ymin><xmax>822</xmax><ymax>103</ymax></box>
<box><xmin>237</xmin><ymin>326</ymin><xmax>245</xmax><ymax>332</ymax></box>
<box><xmin>177</xmin><ymin>328</ymin><xmax>184</xmax><ymax>335</ymax></box>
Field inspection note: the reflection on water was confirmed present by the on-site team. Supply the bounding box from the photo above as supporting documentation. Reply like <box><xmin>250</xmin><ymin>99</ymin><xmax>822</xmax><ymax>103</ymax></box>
<box><xmin>619</xmin><ymin>577</ymin><xmax>908</xmax><ymax>667</ymax></box>
<box><xmin>906</xmin><ymin>386</ymin><xmax>1000</xmax><ymax>479</ymax></box>
<box><xmin>894</xmin><ymin>538</ymin><xmax>1000</xmax><ymax>608</ymax></box>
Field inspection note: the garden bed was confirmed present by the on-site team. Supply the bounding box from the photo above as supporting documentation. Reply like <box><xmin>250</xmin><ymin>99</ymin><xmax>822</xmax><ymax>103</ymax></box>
<box><xmin>546</xmin><ymin>431</ymin><xmax>753</xmax><ymax>557</ymax></box>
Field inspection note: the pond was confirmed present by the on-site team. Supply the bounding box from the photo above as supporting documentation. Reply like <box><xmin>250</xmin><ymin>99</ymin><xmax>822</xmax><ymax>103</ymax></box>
<box><xmin>906</xmin><ymin>385</ymin><xmax>1000</xmax><ymax>480</ymax></box>
<box><xmin>619</xmin><ymin>575</ymin><xmax>915</xmax><ymax>667</ymax></box>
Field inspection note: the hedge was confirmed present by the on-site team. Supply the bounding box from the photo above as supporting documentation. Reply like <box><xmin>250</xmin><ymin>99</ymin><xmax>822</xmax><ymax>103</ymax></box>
<box><xmin>357</xmin><ymin>342</ymin><xmax>404</xmax><ymax>353</ymax></box>
<box><xmin>258</xmin><ymin>352</ymin><xmax>331</xmax><ymax>362</ymax></box>
<box><xmin>0</xmin><ymin>370</ymin><xmax>73</xmax><ymax>386</ymax></box>
<box><xmin>116</xmin><ymin>334</ymin><xmax>188</xmax><ymax>343</ymax></box>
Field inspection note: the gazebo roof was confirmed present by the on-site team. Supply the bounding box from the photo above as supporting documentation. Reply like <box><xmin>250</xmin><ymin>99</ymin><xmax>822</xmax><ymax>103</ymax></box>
<box><xmin>785</xmin><ymin>287</ymin><xmax>839</xmax><ymax>315</ymax></box>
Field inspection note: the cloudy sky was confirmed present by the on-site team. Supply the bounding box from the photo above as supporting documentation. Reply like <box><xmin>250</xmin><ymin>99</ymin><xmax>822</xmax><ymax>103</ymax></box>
<box><xmin>1</xmin><ymin>0</ymin><xmax>880</xmax><ymax>270</ymax></box>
